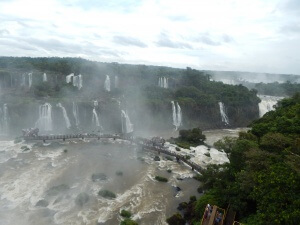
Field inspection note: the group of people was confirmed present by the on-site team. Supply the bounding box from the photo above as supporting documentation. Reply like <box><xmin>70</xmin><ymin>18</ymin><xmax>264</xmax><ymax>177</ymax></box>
<box><xmin>203</xmin><ymin>204</ymin><xmax>223</xmax><ymax>225</ymax></box>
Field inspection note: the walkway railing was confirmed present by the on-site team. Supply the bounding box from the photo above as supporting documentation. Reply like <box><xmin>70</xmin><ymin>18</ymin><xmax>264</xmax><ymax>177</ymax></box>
<box><xmin>24</xmin><ymin>133</ymin><xmax>204</xmax><ymax>173</ymax></box>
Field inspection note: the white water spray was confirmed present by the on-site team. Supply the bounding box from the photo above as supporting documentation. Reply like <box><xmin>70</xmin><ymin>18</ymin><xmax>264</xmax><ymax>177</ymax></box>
<box><xmin>73</xmin><ymin>74</ymin><xmax>82</xmax><ymax>89</ymax></box>
<box><xmin>218</xmin><ymin>102</ymin><xmax>229</xmax><ymax>125</ymax></box>
<box><xmin>35</xmin><ymin>103</ymin><xmax>53</xmax><ymax>131</ymax></box>
<box><xmin>121</xmin><ymin>110</ymin><xmax>133</xmax><ymax>133</ymax></box>
<box><xmin>28</xmin><ymin>73</ymin><xmax>32</xmax><ymax>88</ymax></box>
<box><xmin>92</xmin><ymin>108</ymin><xmax>100</xmax><ymax>127</ymax></box>
<box><xmin>66</xmin><ymin>73</ymin><xmax>74</xmax><ymax>83</ymax></box>
<box><xmin>104</xmin><ymin>75</ymin><xmax>110</xmax><ymax>92</ymax></box>
<box><xmin>0</xmin><ymin>104</ymin><xmax>9</xmax><ymax>133</ymax></box>
<box><xmin>57</xmin><ymin>103</ymin><xmax>71</xmax><ymax>129</ymax></box>
<box><xmin>171</xmin><ymin>101</ymin><xmax>182</xmax><ymax>130</ymax></box>
<box><xmin>72</xmin><ymin>102</ymin><xmax>80</xmax><ymax>126</ymax></box>
<box><xmin>258</xmin><ymin>95</ymin><xmax>283</xmax><ymax>117</ymax></box>
<box><xmin>158</xmin><ymin>77</ymin><xmax>168</xmax><ymax>88</ymax></box>
<box><xmin>43</xmin><ymin>73</ymin><xmax>47</xmax><ymax>82</ymax></box>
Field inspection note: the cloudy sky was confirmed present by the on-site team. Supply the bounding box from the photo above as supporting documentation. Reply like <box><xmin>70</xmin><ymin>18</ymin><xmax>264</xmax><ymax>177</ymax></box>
<box><xmin>0</xmin><ymin>0</ymin><xmax>299</xmax><ymax>74</ymax></box>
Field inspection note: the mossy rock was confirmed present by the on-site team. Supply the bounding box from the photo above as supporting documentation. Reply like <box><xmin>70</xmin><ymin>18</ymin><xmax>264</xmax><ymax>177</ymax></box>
<box><xmin>120</xmin><ymin>209</ymin><xmax>132</xmax><ymax>218</ymax></box>
<box><xmin>154</xmin><ymin>156</ymin><xmax>160</xmax><ymax>161</ymax></box>
<box><xmin>120</xmin><ymin>218</ymin><xmax>138</xmax><ymax>225</ymax></box>
<box><xmin>175</xmin><ymin>147</ymin><xmax>181</xmax><ymax>151</ymax></box>
<box><xmin>167</xmin><ymin>169</ymin><xmax>172</xmax><ymax>173</ymax></box>
<box><xmin>155</xmin><ymin>176</ymin><xmax>168</xmax><ymax>182</ymax></box>
<box><xmin>98</xmin><ymin>189</ymin><xmax>116</xmax><ymax>199</ymax></box>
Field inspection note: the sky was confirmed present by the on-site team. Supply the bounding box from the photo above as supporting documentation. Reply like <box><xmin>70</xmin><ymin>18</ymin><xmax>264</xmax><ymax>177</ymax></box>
<box><xmin>0</xmin><ymin>0</ymin><xmax>299</xmax><ymax>74</ymax></box>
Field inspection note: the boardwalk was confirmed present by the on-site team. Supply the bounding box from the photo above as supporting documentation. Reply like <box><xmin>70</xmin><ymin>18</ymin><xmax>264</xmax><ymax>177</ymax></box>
<box><xmin>24</xmin><ymin>133</ymin><xmax>204</xmax><ymax>173</ymax></box>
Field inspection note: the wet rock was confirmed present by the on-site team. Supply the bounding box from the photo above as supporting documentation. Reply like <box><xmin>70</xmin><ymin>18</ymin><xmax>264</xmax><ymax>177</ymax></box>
<box><xmin>75</xmin><ymin>192</ymin><xmax>89</xmax><ymax>207</ymax></box>
<box><xmin>174</xmin><ymin>186</ymin><xmax>182</xmax><ymax>192</ymax></box>
<box><xmin>92</xmin><ymin>173</ymin><xmax>107</xmax><ymax>182</ymax></box>
<box><xmin>46</xmin><ymin>184</ymin><xmax>70</xmax><ymax>196</ymax></box>
<box><xmin>154</xmin><ymin>156</ymin><xmax>160</xmax><ymax>161</ymax></box>
<box><xmin>176</xmin><ymin>177</ymin><xmax>184</xmax><ymax>181</ymax></box>
<box><xmin>35</xmin><ymin>199</ymin><xmax>49</xmax><ymax>207</ymax></box>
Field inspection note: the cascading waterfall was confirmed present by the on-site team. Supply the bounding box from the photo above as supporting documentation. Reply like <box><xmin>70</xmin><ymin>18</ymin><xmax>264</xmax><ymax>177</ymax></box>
<box><xmin>43</xmin><ymin>73</ymin><xmax>47</xmax><ymax>82</ymax></box>
<box><xmin>218</xmin><ymin>102</ymin><xmax>229</xmax><ymax>125</ymax></box>
<box><xmin>35</xmin><ymin>103</ymin><xmax>53</xmax><ymax>131</ymax></box>
<box><xmin>258</xmin><ymin>95</ymin><xmax>283</xmax><ymax>117</ymax></box>
<box><xmin>121</xmin><ymin>110</ymin><xmax>133</xmax><ymax>133</ymax></box>
<box><xmin>0</xmin><ymin>104</ymin><xmax>9</xmax><ymax>133</ymax></box>
<box><xmin>115</xmin><ymin>75</ymin><xmax>119</xmax><ymax>88</ymax></box>
<box><xmin>28</xmin><ymin>73</ymin><xmax>32</xmax><ymax>88</ymax></box>
<box><xmin>57</xmin><ymin>103</ymin><xmax>71</xmax><ymax>129</ymax></box>
<box><xmin>104</xmin><ymin>75</ymin><xmax>110</xmax><ymax>92</ymax></box>
<box><xmin>171</xmin><ymin>101</ymin><xmax>182</xmax><ymax>130</ymax></box>
<box><xmin>92</xmin><ymin>108</ymin><xmax>100</xmax><ymax>127</ymax></box>
<box><xmin>66</xmin><ymin>73</ymin><xmax>74</xmax><ymax>83</ymax></box>
<box><xmin>158</xmin><ymin>77</ymin><xmax>168</xmax><ymax>88</ymax></box>
<box><xmin>66</xmin><ymin>73</ymin><xmax>82</xmax><ymax>89</ymax></box>
<box><xmin>73</xmin><ymin>74</ymin><xmax>83</xmax><ymax>89</ymax></box>
<box><xmin>72</xmin><ymin>102</ymin><xmax>80</xmax><ymax>126</ymax></box>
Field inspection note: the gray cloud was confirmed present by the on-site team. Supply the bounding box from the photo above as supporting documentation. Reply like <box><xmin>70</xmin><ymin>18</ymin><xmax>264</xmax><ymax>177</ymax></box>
<box><xmin>113</xmin><ymin>35</ymin><xmax>147</xmax><ymax>48</ymax></box>
<box><xmin>281</xmin><ymin>24</ymin><xmax>300</xmax><ymax>34</ymax></box>
<box><xmin>0</xmin><ymin>29</ymin><xmax>9</xmax><ymax>36</ymax></box>
<box><xmin>281</xmin><ymin>0</ymin><xmax>300</xmax><ymax>13</ymax></box>
<box><xmin>156</xmin><ymin>33</ymin><xmax>192</xmax><ymax>49</ymax></box>
<box><xmin>195</xmin><ymin>33</ymin><xmax>220</xmax><ymax>46</ymax></box>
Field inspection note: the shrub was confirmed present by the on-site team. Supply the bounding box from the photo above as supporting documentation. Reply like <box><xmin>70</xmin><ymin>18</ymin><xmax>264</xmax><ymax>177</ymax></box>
<box><xmin>155</xmin><ymin>176</ymin><xmax>168</xmax><ymax>182</ymax></box>
<box><xmin>98</xmin><ymin>190</ymin><xmax>116</xmax><ymax>199</ymax></box>
<box><xmin>120</xmin><ymin>209</ymin><xmax>132</xmax><ymax>218</ymax></box>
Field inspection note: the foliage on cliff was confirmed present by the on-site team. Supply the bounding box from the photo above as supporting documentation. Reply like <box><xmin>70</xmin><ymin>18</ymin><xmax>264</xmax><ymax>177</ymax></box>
<box><xmin>168</xmin><ymin>93</ymin><xmax>300</xmax><ymax>225</ymax></box>
<box><xmin>173</xmin><ymin>128</ymin><xmax>206</xmax><ymax>149</ymax></box>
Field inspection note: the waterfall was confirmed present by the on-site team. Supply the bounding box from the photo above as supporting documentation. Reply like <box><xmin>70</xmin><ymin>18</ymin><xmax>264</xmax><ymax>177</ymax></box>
<box><xmin>218</xmin><ymin>102</ymin><xmax>229</xmax><ymax>125</ymax></box>
<box><xmin>92</xmin><ymin>108</ymin><xmax>100</xmax><ymax>127</ymax></box>
<box><xmin>57</xmin><ymin>103</ymin><xmax>71</xmax><ymax>129</ymax></box>
<box><xmin>121</xmin><ymin>110</ymin><xmax>133</xmax><ymax>133</ymax></box>
<box><xmin>171</xmin><ymin>101</ymin><xmax>182</xmax><ymax>130</ymax></box>
<box><xmin>28</xmin><ymin>73</ymin><xmax>32</xmax><ymax>88</ymax></box>
<box><xmin>73</xmin><ymin>74</ymin><xmax>83</xmax><ymax>89</ymax></box>
<box><xmin>158</xmin><ymin>77</ymin><xmax>168</xmax><ymax>88</ymax></box>
<box><xmin>43</xmin><ymin>73</ymin><xmax>47</xmax><ymax>82</ymax></box>
<box><xmin>104</xmin><ymin>75</ymin><xmax>110</xmax><ymax>92</ymax></box>
<box><xmin>258</xmin><ymin>95</ymin><xmax>283</xmax><ymax>117</ymax></box>
<box><xmin>115</xmin><ymin>76</ymin><xmax>119</xmax><ymax>88</ymax></box>
<box><xmin>0</xmin><ymin>104</ymin><xmax>9</xmax><ymax>133</ymax></box>
<box><xmin>35</xmin><ymin>103</ymin><xmax>53</xmax><ymax>131</ymax></box>
<box><xmin>72</xmin><ymin>102</ymin><xmax>80</xmax><ymax>126</ymax></box>
<box><xmin>66</xmin><ymin>73</ymin><xmax>74</xmax><ymax>83</ymax></box>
